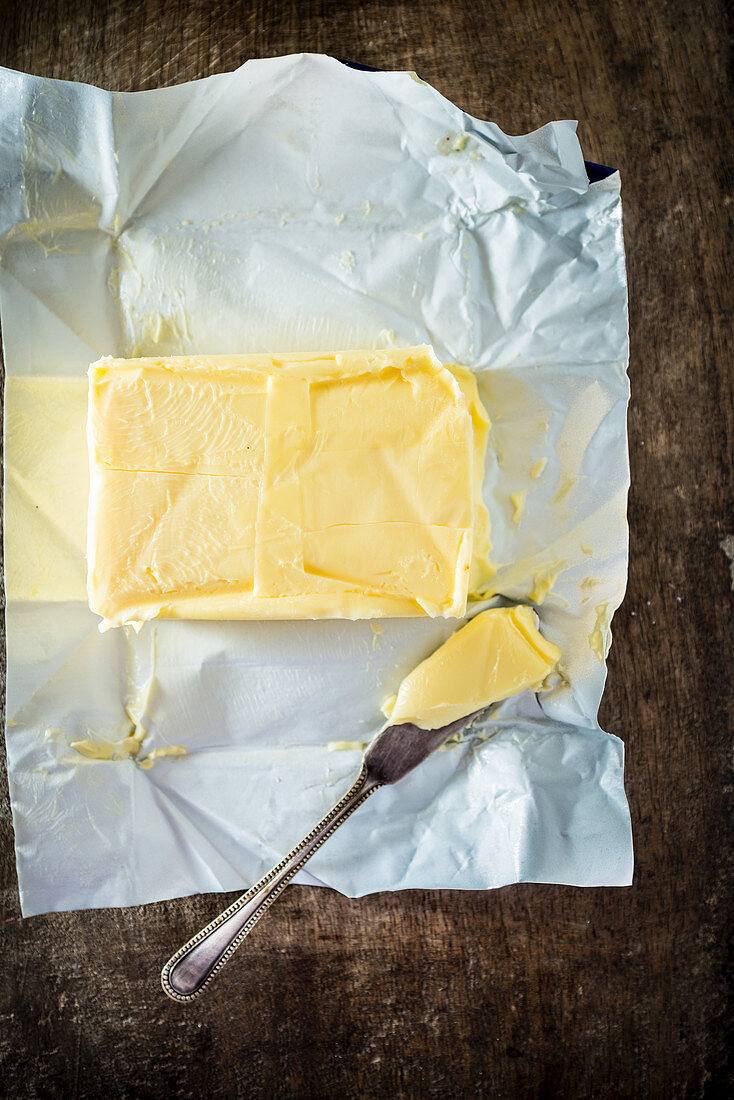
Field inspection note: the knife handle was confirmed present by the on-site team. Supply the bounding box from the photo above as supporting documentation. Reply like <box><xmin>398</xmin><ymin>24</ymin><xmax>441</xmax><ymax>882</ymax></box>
<box><xmin>161</xmin><ymin>764</ymin><xmax>381</xmax><ymax>1002</ymax></box>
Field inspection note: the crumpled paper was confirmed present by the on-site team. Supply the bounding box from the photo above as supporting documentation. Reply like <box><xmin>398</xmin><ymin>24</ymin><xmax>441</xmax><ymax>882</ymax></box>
<box><xmin>0</xmin><ymin>54</ymin><xmax>632</xmax><ymax>916</ymax></box>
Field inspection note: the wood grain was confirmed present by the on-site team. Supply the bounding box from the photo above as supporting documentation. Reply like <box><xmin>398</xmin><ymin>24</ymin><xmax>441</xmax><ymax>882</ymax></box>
<box><xmin>1</xmin><ymin>1</ymin><xmax>732</xmax><ymax>1096</ymax></box>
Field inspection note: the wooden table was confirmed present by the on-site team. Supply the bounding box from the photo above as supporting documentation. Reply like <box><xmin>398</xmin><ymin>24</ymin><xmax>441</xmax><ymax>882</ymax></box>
<box><xmin>1</xmin><ymin>2</ymin><xmax>731</xmax><ymax>1096</ymax></box>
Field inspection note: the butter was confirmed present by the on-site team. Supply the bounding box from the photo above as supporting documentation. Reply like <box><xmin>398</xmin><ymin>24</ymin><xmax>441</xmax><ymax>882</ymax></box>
<box><xmin>529</xmin><ymin>561</ymin><xmax>566</xmax><ymax>605</ymax></box>
<box><xmin>88</xmin><ymin>346</ymin><xmax>492</xmax><ymax>627</ymax></box>
<box><xmin>551</xmin><ymin>473</ymin><xmax>576</xmax><ymax>504</ymax></box>
<box><xmin>70</xmin><ymin>732</ymin><xmax>144</xmax><ymax>760</ymax></box>
<box><xmin>589</xmin><ymin>602</ymin><xmax>611</xmax><ymax>663</ymax></box>
<box><xmin>510</xmin><ymin>491</ymin><xmax>526</xmax><ymax>525</ymax></box>
<box><xmin>70</xmin><ymin>733</ymin><xmax>187</xmax><ymax>768</ymax></box>
<box><xmin>137</xmin><ymin>745</ymin><xmax>189</xmax><ymax>770</ymax></box>
<box><xmin>446</xmin><ymin>362</ymin><xmax>494</xmax><ymax>594</ymax></box>
<box><xmin>383</xmin><ymin>605</ymin><xmax>561</xmax><ymax>729</ymax></box>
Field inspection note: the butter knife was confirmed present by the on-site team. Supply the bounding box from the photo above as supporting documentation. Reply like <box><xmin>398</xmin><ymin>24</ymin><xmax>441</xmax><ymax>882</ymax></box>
<box><xmin>161</xmin><ymin>710</ymin><xmax>481</xmax><ymax>1002</ymax></box>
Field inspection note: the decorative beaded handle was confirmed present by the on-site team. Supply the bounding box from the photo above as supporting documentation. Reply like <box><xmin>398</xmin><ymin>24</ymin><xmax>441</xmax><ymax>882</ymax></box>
<box><xmin>161</xmin><ymin>765</ymin><xmax>382</xmax><ymax>1002</ymax></box>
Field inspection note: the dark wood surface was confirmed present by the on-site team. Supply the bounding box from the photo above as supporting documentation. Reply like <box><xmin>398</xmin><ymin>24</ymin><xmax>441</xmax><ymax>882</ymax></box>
<box><xmin>1</xmin><ymin>1</ymin><xmax>732</xmax><ymax>1096</ymax></box>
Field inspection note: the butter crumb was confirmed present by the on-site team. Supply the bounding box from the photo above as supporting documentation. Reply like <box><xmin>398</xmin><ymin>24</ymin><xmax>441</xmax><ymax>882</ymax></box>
<box><xmin>510</xmin><ymin>491</ymin><xmax>526</xmax><ymax>525</ymax></box>
<box><xmin>339</xmin><ymin>250</ymin><xmax>355</xmax><ymax>271</ymax></box>
<box><xmin>581</xmin><ymin>544</ymin><xmax>594</xmax><ymax>556</ymax></box>
<box><xmin>327</xmin><ymin>740</ymin><xmax>366</xmax><ymax>752</ymax></box>
<box><xmin>530</xmin><ymin>458</ymin><xmax>547</xmax><ymax>479</ymax></box>
<box><xmin>333</xmin><ymin>213</ymin><xmax>345</xmax><ymax>225</ymax></box>
<box><xmin>530</xmin><ymin>562</ymin><xmax>566</xmax><ymax>605</ymax></box>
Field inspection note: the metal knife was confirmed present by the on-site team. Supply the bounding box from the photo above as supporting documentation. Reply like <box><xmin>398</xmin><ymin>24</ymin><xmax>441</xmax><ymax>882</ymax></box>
<box><xmin>161</xmin><ymin>709</ymin><xmax>482</xmax><ymax>1002</ymax></box>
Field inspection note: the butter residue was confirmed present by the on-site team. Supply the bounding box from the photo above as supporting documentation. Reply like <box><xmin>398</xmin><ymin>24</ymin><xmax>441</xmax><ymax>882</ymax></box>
<box><xmin>589</xmin><ymin>603</ymin><xmax>611</xmax><ymax>663</ymax></box>
<box><xmin>129</xmin><ymin>306</ymin><xmax>191</xmax><ymax>357</ymax></box>
<box><xmin>110</xmin><ymin>239</ymin><xmax>193</xmax><ymax>357</ymax></box>
<box><xmin>530</xmin><ymin>458</ymin><xmax>547</xmax><ymax>479</ymax></box>
<box><xmin>70</xmin><ymin>734</ymin><xmax>188</xmax><ymax>768</ymax></box>
<box><xmin>529</xmin><ymin>561</ymin><xmax>566</xmax><ymax>605</ymax></box>
<box><xmin>436</xmin><ymin>133</ymin><xmax>469</xmax><ymax>154</ymax></box>
<box><xmin>69</xmin><ymin>628</ymin><xmax>186</xmax><ymax>768</ymax></box>
<box><xmin>510</xmin><ymin>491</ymin><xmax>526</xmax><ymax>525</ymax></box>
<box><xmin>138</xmin><ymin>745</ymin><xmax>189</xmax><ymax>769</ymax></box>
<box><xmin>70</xmin><ymin>731</ymin><xmax>145</xmax><ymax>761</ymax></box>
<box><xmin>327</xmin><ymin>740</ymin><xmax>367</xmax><ymax>752</ymax></box>
<box><xmin>383</xmin><ymin>605</ymin><xmax>561</xmax><ymax>730</ymax></box>
<box><xmin>551</xmin><ymin>473</ymin><xmax>576</xmax><ymax>504</ymax></box>
<box><xmin>2</xmin><ymin>208</ymin><xmax>99</xmax><ymax>257</ymax></box>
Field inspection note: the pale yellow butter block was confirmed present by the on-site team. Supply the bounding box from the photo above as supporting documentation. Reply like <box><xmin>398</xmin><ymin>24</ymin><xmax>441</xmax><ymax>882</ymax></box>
<box><xmin>87</xmin><ymin>346</ymin><xmax>492</xmax><ymax>627</ymax></box>
<box><xmin>383</xmin><ymin>605</ymin><xmax>562</xmax><ymax>729</ymax></box>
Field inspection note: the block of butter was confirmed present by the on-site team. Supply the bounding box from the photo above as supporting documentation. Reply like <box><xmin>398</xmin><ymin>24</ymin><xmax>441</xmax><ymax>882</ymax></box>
<box><xmin>382</xmin><ymin>605</ymin><xmax>562</xmax><ymax>729</ymax></box>
<box><xmin>87</xmin><ymin>347</ymin><xmax>492</xmax><ymax>627</ymax></box>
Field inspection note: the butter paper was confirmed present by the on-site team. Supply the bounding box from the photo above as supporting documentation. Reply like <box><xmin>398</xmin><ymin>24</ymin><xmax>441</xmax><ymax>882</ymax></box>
<box><xmin>0</xmin><ymin>55</ymin><xmax>632</xmax><ymax>915</ymax></box>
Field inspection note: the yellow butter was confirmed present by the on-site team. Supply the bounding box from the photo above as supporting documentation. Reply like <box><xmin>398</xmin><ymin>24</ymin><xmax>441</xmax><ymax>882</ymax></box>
<box><xmin>382</xmin><ymin>605</ymin><xmax>561</xmax><ymax>729</ymax></box>
<box><xmin>88</xmin><ymin>346</ymin><xmax>492</xmax><ymax>627</ymax></box>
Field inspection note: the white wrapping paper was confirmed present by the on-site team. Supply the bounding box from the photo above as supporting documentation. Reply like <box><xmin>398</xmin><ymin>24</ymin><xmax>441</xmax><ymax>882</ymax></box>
<box><xmin>0</xmin><ymin>54</ymin><xmax>632</xmax><ymax>916</ymax></box>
